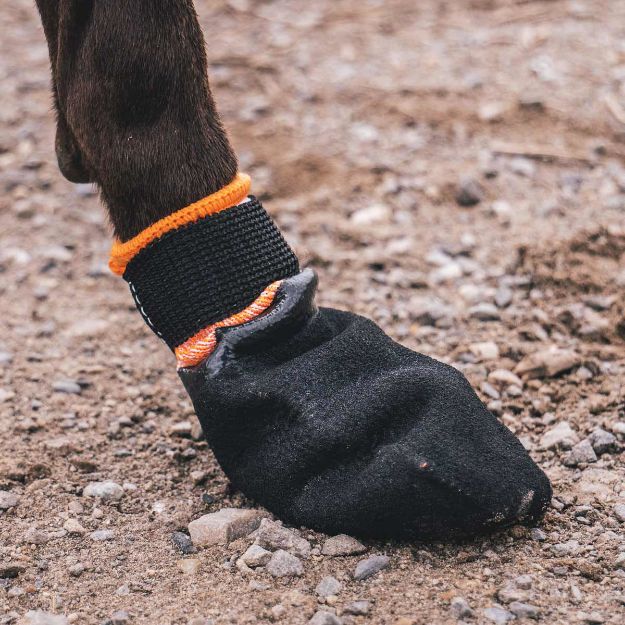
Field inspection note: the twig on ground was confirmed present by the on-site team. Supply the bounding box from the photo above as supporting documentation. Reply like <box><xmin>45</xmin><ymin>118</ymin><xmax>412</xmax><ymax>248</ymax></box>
<box><xmin>491</xmin><ymin>143</ymin><xmax>595</xmax><ymax>165</ymax></box>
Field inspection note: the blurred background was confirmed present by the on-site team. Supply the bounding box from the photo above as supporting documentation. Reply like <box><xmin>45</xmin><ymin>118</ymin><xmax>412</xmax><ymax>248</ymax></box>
<box><xmin>1</xmin><ymin>1</ymin><xmax>624</xmax><ymax>624</ymax></box>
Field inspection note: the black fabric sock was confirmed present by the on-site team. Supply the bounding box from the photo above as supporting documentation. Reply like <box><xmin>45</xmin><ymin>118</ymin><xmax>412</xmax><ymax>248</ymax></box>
<box><xmin>179</xmin><ymin>270</ymin><xmax>552</xmax><ymax>539</ymax></box>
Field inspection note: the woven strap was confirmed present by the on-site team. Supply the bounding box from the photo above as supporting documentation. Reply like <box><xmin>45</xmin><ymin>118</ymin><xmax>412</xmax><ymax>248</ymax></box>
<box><xmin>122</xmin><ymin>196</ymin><xmax>299</xmax><ymax>349</ymax></box>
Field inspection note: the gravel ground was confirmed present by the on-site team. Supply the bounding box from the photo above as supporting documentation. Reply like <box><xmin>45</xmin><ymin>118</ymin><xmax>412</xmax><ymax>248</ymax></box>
<box><xmin>1</xmin><ymin>1</ymin><xmax>625</xmax><ymax>624</ymax></box>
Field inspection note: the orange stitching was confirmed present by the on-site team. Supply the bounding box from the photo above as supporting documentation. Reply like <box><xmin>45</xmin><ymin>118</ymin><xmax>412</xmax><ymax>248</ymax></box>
<box><xmin>174</xmin><ymin>280</ymin><xmax>282</xmax><ymax>369</ymax></box>
<box><xmin>109</xmin><ymin>173</ymin><xmax>251</xmax><ymax>275</ymax></box>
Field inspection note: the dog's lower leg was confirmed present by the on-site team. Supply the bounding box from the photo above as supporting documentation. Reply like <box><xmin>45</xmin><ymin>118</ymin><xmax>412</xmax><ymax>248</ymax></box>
<box><xmin>34</xmin><ymin>0</ymin><xmax>552</xmax><ymax>538</ymax></box>
<box><xmin>35</xmin><ymin>0</ymin><xmax>237</xmax><ymax>240</ymax></box>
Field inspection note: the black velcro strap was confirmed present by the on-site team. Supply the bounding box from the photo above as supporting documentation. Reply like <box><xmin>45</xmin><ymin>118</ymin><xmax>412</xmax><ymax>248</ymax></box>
<box><xmin>123</xmin><ymin>196</ymin><xmax>299</xmax><ymax>348</ymax></box>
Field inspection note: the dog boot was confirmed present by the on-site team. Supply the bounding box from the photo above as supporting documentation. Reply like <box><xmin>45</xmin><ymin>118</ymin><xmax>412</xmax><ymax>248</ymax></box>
<box><xmin>110</xmin><ymin>173</ymin><xmax>552</xmax><ymax>539</ymax></box>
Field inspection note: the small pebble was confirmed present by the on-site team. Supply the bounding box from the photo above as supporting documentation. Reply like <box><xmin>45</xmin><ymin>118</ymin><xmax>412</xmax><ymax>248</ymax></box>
<box><xmin>266</xmin><ymin>549</ymin><xmax>304</xmax><ymax>578</ymax></box>
<box><xmin>588</xmin><ymin>428</ymin><xmax>618</xmax><ymax>455</ymax></box>
<box><xmin>188</xmin><ymin>508</ymin><xmax>268</xmax><ymax>546</ymax></box>
<box><xmin>614</xmin><ymin>503</ymin><xmax>625</xmax><ymax>523</ymax></box>
<box><xmin>63</xmin><ymin>519</ymin><xmax>86</xmax><ymax>535</ymax></box>
<box><xmin>52</xmin><ymin>379</ymin><xmax>82</xmax><ymax>394</ymax></box>
<box><xmin>239</xmin><ymin>544</ymin><xmax>271</xmax><ymax>567</ymax></box>
<box><xmin>82</xmin><ymin>481</ymin><xmax>124</xmax><ymax>501</ymax></box>
<box><xmin>563</xmin><ymin>439</ymin><xmax>597</xmax><ymax>466</ymax></box>
<box><xmin>315</xmin><ymin>576</ymin><xmax>342</xmax><ymax>598</ymax></box>
<box><xmin>20</xmin><ymin>612</ymin><xmax>69</xmax><ymax>625</ymax></box>
<box><xmin>103</xmin><ymin>611</ymin><xmax>130</xmax><ymax>625</ymax></box>
<box><xmin>171</xmin><ymin>531</ymin><xmax>196</xmax><ymax>555</ymax></box>
<box><xmin>509</xmin><ymin>602</ymin><xmax>539</xmax><ymax>619</ymax></box>
<box><xmin>68</xmin><ymin>563</ymin><xmax>84</xmax><ymax>577</ymax></box>
<box><xmin>353</xmin><ymin>555</ymin><xmax>390</xmax><ymax>581</ymax></box>
<box><xmin>23</xmin><ymin>527</ymin><xmax>50</xmax><ymax>545</ymax></box>
<box><xmin>450</xmin><ymin>596</ymin><xmax>474</xmax><ymax>619</ymax></box>
<box><xmin>540</xmin><ymin>421</ymin><xmax>579</xmax><ymax>450</ymax></box>
<box><xmin>309</xmin><ymin>611</ymin><xmax>342</xmax><ymax>625</ymax></box>
<box><xmin>270</xmin><ymin>604</ymin><xmax>286</xmax><ymax>620</ymax></box>
<box><xmin>483</xmin><ymin>605</ymin><xmax>515</xmax><ymax>624</ymax></box>
<box><xmin>494</xmin><ymin>286</ymin><xmax>513</xmax><ymax>308</ymax></box>
<box><xmin>469</xmin><ymin>303</ymin><xmax>500</xmax><ymax>321</ymax></box>
<box><xmin>90</xmin><ymin>529</ymin><xmax>115</xmax><ymax>541</ymax></box>
<box><xmin>321</xmin><ymin>534</ymin><xmax>366</xmax><ymax>557</ymax></box>
<box><xmin>456</xmin><ymin>176</ymin><xmax>484</xmax><ymax>206</ymax></box>
<box><xmin>255</xmin><ymin>518</ymin><xmax>311</xmax><ymax>557</ymax></box>
<box><xmin>512</xmin><ymin>575</ymin><xmax>532</xmax><ymax>590</ymax></box>
<box><xmin>343</xmin><ymin>601</ymin><xmax>370</xmax><ymax>616</ymax></box>
<box><xmin>0</xmin><ymin>490</ymin><xmax>19</xmax><ymax>510</ymax></box>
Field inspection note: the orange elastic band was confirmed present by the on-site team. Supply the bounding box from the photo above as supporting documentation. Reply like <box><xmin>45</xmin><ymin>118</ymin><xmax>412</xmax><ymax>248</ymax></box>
<box><xmin>108</xmin><ymin>173</ymin><xmax>252</xmax><ymax>275</ymax></box>
<box><xmin>174</xmin><ymin>280</ymin><xmax>282</xmax><ymax>369</ymax></box>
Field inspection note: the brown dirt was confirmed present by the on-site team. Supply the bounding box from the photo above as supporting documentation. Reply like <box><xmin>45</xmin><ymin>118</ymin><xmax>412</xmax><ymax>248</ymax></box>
<box><xmin>1</xmin><ymin>1</ymin><xmax>624</xmax><ymax>624</ymax></box>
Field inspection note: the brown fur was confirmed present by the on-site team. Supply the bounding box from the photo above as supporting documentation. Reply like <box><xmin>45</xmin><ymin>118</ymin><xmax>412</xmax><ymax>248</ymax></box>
<box><xmin>35</xmin><ymin>0</ymin><xmax>238</xmax><ymax>241</ymax></box>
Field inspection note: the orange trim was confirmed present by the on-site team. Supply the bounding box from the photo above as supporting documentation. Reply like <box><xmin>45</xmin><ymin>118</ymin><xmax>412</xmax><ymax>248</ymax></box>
<box><xmin>174</xmin><ymin>280</ymin><xmax>281</xmax><ymax>369</ymax></box>
<box><xmin>108</xmin><ymin>173</ymin><xmax>252</xmax><ymax>275</ymax></box>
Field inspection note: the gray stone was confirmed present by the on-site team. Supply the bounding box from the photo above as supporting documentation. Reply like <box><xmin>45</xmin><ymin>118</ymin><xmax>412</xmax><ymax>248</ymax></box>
<box><xmin>469</xmin><ymin>303</ymin><xmax>501</xmax><ymax>321</ymax></box>
<box><xmin>111</xmin><ymin>611</ymin><xmax>129</xmax><ymax>625</ymax></box>
<box><xmin>469</xmin><ymin>341</ymin><xmax>500</xmax><ymax>361</ymax></box>
<box><xmin>239</xmin><ymin>544</ymin><xmax>271</xmax><ymax>567</ymax></box>
<box><xmin>488</xmin><ymin>369</ymin><xmax>523</xmax><ymax>388</ymax></box>
<box><xmin>171</xmin><ymin>531</ymin><xmax>196</xmax><ymax>555</ymax></box>
<box><xmin>540</xmin><ymin>421</ymin><xmax>579</xmax><ymax>450</ymax></box>
<box><xmin>90</xmin><ymin>529</ymin><xmax>115</xmax><ymax>541</ymax></box>
<box><xmin>0</xmin><ymin>490</ymin><xmax>19</xmax><ymax>510</ymax></box>
<box><xmin>515</xmin><ymin>348</ymin><xmax>580</xmax><ymax>379</ymax></box>
<box><xmin>170</xmin><ymin>421</ymin><xmax>194</xmax><ymax>438</ymax></box>
<box><xmin>494</xmin><ymin>286</ymin><xmax>513</xmax><ymax>308</ymax></box>
<box><xmin>63</xmin><ymin>518</ymin><xmax>86</xmax><ymax>535</ymax></box>
<box><xmin>353</xmin><ymin>555</ymin><xmax>390</xmax><ymax>581</ymax></box>
<box><xmin>315</xmin><ymin>576</ymin><xmax>342</xmax><ymax>597</ymax></box>
<box><xmin>563</xmin><ymin>439</ymin><xmax>597</xmax><ymax>466</ymax></box>
<box><xmin>483</xmin><ymin>606</ymin><xmax>515</xmax><ymax>624</ymax></box>
<box><xmin>52</xmin><ymin>379</ymin><xmax>82</xmax><ymax>394</ymax></box>
<box><xmin>266</xmin><ymin>549</ymin><xmax>303</xmax><ymax>578</ymax></box>
<box><xmin>255</xmin><ymin>518</ymin><xmax>311</xmax><ymax>557</ymax></box>
<box><xmin>512</xmin><ymin>574</ymin><xmax>533</xmax><ymax>590</ymax></box>
<box><xmin>456</xmin><ymin>176</ymin><xmax>484</xmax><ymax>206</ymax></box>
<box><xmin>20</xmin><ymin>612</ymin><xmax>69</xmax><ymax>625</ymax></box>
<box><xmin>614</xmin><ymin>503</ymin><xmax>625</xmax><ymax>523</ymax></box>
<box><xmin>588</xmin><ymin>428</ymin><xmax>618</xmax><ymax>455</ymax></box>
<box><xmin>83</xmin><ymin>481</ymin><xmax>124</xmax><ymax>501</ymax></box>
<box><xmin>497</xmin><ymin>585</ymin><xmax>526</xmax><ymax>604</ymax></box>
<box><xmin>23</xmin><ymin>528</ymin><xmax>50</xmax><ymax>545</ymax></box>
<box><xmin>321</xmin><ymin>534</ymin><xmax>367</xmax><ymax>557</ymax></box>
<box><xmin>309</xmin><ymin>611</ymin><xmax>342</xmax><ymax>625</ymax></box>
<box><xmin>552</xmin><ymin>540</ymin><xmax>580</xmax><ymax>556</ymax></box>
<box><xmin>188</xmin><ymin>508</ymin><xmax>267</xmax><ymax>547</ymax></box>
<box><xmin>509</xmin><ymin>602</ymin><xmax>540</xmax><ymax>619</ymax></box>
<box><xmin>343</xmin><ymin>601</ymin><xmax>370</xmax><ymax>616</ymax></box>
<box><xmin>450</xmin><ymin>596</ymin><xmax>474</xmax><ymax>619</ymax></box>
<box><xmin>350</xmin><ymin>204</ymin><xmax>390</xmax><ymax>226</ymax></box>
<box><xmin>102</xmin><ymin>611</ymin><xmax>130</xmax><ymax>625</ymax></box>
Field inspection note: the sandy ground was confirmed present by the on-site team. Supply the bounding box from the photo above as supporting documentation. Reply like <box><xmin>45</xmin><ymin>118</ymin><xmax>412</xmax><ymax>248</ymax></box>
<box><xmin>1</xmin><ymin>1</ymin><xmax>625</xmax><ymax>624</ymax></box>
